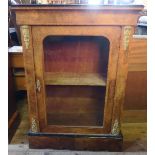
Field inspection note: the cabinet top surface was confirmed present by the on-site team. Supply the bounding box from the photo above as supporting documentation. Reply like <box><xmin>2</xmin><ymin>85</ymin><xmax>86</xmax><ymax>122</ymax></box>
<box><xmin>11</xmin><ymin>4</ymin><xmax>144</xmax><ymax>11</ymax></box>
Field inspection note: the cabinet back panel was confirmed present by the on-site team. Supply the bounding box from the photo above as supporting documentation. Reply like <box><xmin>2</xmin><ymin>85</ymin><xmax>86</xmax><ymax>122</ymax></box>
<box><xmin>43</xmin><ymin>36</ymin><xmax>109</xmax><ymax>75</ymax></box>
<box><xmin>46</xmin><ymin>85</ymin><xmax>105</xmax><ymax>98</ymax></box>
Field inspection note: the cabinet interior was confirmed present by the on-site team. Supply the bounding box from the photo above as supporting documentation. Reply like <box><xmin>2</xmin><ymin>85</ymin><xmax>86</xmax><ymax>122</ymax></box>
<box><xmin>43</xmin><ymin>36</ymin><xmax>109</xmax><ymax>127</ymax></box>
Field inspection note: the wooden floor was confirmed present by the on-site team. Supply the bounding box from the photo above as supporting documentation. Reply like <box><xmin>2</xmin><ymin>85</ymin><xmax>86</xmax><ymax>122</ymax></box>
<box><xmin>9</xmin><ymin>97</ymin><xmax>147</xmax><ymax>153</ymax></box>
<box><xmin>8</xmin><ymin>144</ymin><xmax>147</xmax><ymax>155</ymax></box>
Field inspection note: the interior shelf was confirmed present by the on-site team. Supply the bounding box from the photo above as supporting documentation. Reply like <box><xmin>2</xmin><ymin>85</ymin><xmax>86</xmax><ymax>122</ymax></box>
<box><xmin>44</xmin><ymin>72</ymin><xmax>107</xmax><ymax>86</ymax></box>
<box><xmin>13</xmin><ymin>68</ymin><xmax>25</xmax><ymax>77</ymax></box>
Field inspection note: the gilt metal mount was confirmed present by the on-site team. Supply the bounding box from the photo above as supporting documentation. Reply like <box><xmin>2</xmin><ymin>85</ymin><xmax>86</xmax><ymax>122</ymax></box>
<box><xmin>123</xmin><ymin>26</ymin><xmax>132</xmax><ymax>51</ymax></box>
<box><xmin>111</xmin><ymin>119</ymin><xmax>120</xmax><ymax>136</ymax></box>
<box><xmin>31</xmin><ymin>117</ymin><xmax>38</xmax><ymax>133</ymax></box>
<box><xmin>21</xmin><ymin>25</ymin><xmax>30</xmax><ymax>49</ymax></box>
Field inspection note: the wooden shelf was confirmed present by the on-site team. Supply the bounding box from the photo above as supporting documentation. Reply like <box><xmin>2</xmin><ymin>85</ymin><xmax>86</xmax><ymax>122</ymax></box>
<box><xmin>13</xmin><ymin>68</ymin><xmax>25</xmax><ymax>77</ymax></box>
<box><xmin>44</xmin><ymin>72</ymin><xmax>106</xmax><ymax>86</ymax></box>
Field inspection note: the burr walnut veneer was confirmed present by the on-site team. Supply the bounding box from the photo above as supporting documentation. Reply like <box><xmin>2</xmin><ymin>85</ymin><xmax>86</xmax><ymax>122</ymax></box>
<box><xmin>12</xmin><ymin>5</ymin><xmax>143</xmax><ymax>151</ymax></box>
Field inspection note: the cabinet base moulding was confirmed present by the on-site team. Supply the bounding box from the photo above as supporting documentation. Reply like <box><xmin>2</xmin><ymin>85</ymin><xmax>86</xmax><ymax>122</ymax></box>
<box><xmin>28</xmin><ymin>132</ymin><xmax>123</xmax><ymax>151</ymax></box>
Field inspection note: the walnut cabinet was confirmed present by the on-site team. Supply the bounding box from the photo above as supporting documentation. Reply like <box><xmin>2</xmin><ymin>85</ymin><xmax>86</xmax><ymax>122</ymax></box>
<box><xmin>12</xmin><ymin>5</ymin><xmax>143</xmax><ymax>151</ymax></box>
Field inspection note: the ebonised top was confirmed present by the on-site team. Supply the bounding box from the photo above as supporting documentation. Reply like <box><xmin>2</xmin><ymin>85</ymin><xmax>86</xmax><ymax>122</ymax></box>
<box><xmin>10</xmin><ymin>4</ymin><xmax>144</xmax><ymax>7</ymax></box>
<box><xmin>10</xmin><ymin>4</ymin><xmax>144</xmax><ymax>11</ymax></box>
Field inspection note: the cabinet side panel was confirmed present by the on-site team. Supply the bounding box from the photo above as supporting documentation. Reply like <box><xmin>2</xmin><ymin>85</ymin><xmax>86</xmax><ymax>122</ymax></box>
<box><xmin>112</xmin><ymin>26</ymin><xmax>134</xmax><ymax>134</ymax></box>
<box><xmin>20</xmin><ymin>25</ymin><xmax>40</xmax><ymax>132</ymax></box>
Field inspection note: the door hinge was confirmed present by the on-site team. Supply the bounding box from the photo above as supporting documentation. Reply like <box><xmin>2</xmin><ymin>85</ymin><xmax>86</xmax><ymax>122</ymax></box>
<box><xmin>36</xmin><ymin>79</ymin><xmax>41</xmax><ymax>92</ymax></box>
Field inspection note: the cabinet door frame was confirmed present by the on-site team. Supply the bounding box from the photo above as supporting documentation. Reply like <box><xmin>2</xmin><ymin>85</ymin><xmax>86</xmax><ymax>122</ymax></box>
<box><xmin>32</xmin><ymin>26</ymin><xmax>121</xmax><ymax>134</ymax></box>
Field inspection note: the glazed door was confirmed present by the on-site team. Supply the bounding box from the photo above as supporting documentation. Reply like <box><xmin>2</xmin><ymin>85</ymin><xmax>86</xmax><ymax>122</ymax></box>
<box><xmin>32</xmin><ymin>26</ymin><xmax>121</xmax><ymax>134</ymax></box>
